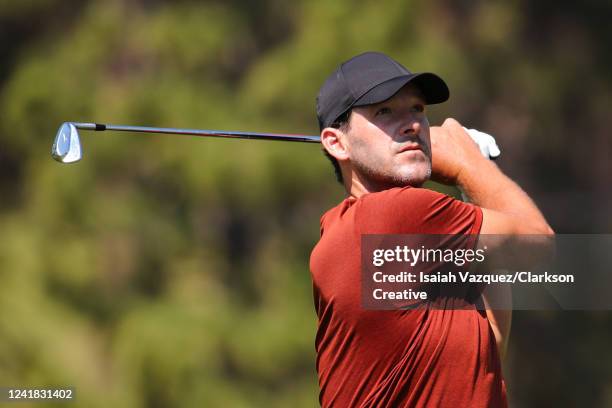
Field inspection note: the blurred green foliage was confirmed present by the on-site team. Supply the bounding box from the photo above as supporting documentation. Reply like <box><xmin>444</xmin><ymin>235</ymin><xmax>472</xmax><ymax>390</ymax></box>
<box><xmin>0</xmin><ymin>0</ymin><xmax>610</xmax><ymax>407</ymax></box>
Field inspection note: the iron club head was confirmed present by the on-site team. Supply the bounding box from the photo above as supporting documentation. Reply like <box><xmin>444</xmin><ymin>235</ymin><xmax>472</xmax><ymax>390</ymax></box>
<box><xmin>52</xmin><ymin>122</ymin><xmax>82</xmax><ymax>163</ymax></box>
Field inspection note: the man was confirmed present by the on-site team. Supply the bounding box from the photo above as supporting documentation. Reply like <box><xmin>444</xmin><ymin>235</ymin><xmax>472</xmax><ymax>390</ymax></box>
<box><xmin>310</xmin><ymin>52</ymin><xmax>553</xmax><ymax>407</ymax></box>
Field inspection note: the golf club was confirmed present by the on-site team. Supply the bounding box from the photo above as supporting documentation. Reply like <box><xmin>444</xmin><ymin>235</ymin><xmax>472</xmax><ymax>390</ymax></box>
<box><xmin>51</xmin><ymin>122</ymin><xmax>321</xmax><ymax>164</ymax></box>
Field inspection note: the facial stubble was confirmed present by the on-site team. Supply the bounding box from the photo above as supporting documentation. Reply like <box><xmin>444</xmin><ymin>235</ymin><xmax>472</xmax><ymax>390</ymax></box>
<box><xmin>350</xmin><ymin>137</ymin><xmax>432</xmax><ymax>189</ymax></box>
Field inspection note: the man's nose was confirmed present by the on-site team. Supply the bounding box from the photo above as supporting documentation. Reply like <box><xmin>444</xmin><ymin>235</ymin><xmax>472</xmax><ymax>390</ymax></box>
<box><xmin>401</xmin><ymin>119</ymin><xmax>421</xmax><ymax>136</ymax></box>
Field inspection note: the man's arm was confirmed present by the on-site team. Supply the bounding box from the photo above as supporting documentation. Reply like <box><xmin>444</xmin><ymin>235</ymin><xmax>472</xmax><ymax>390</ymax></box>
<box><xmin>430</xmin><ymin>118</ymin><xmax>554</xmax><ymax>360</ymax></box>
<box><xmin>431</xmin><ymin>118</ymin><xmax>553</xmax><ymax>236</ymax></box>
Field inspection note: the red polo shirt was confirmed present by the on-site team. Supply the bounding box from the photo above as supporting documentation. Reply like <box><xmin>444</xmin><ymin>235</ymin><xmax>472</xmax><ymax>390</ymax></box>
<box><xmin>310</xmin><ymin>186</ymin><xmax>507</xmax><ymax>407</ymax></box>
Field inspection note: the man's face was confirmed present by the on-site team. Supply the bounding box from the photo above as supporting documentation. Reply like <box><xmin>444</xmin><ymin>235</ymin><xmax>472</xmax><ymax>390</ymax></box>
<box><xmin>345</xmin><ymin>84</ymin><xmax>431</xmax><ymax>189</ymax></box>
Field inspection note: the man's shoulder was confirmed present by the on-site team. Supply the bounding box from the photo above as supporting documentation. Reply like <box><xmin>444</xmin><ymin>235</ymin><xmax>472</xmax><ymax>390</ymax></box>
<box><xmin>322</xmin><ymin>186</ymin><xmax>480</xmax><ymax>235</ymax></box>
<box><xmin>357</xmin><ymin>186</ymin><xmax>453</xmax><ymax>212</ymax></box>
<box><xmin>319</xmin><ymin>198</ymin><xmax>349</xmax><ymax>235</ymax></box>
<box><xmin>321</xmin><ymin>187</ymin><xmax>451</xmax><ymax>217</ymax></box>
<box><xmin>318</xmin><ymin>187</ymin><xmax>455</xmax><ymax>231</ymax></box>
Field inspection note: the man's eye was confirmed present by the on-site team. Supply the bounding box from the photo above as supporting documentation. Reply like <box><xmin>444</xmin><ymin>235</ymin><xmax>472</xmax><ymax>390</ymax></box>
<box><xmin>412</xmin><ymin>104</ymin><xmax>425</xmax><ymax>113</ymax></box>
<box><xmin>375</xmin><ymin>107</ymin><xmax>391</xmax><ymax>116</ymax></box>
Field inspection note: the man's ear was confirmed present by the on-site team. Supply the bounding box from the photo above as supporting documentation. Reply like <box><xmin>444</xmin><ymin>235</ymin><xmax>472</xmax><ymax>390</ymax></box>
<box><xmin>321</xmin><ymin>127</ymin><xmax>349</xmax><ymax>161</ymax></box>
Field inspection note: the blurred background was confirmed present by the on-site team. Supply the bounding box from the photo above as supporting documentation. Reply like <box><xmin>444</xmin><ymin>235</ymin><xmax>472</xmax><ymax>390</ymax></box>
<box><xmin>0</xmin><ymin>0</ymin><xmax>610</xmax><ymax>406</ymax></box>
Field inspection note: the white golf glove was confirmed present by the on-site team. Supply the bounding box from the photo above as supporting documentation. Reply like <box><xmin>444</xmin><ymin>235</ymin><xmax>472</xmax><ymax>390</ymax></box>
<box><xmin>463</xmin><ymin>127</ymin><xmax>501</xmax><ymax>160</ymax></box>
<box><xmin>458</xmin><ymin>127</ymin><xmax>501</xmax><ymax>202</ymax></box>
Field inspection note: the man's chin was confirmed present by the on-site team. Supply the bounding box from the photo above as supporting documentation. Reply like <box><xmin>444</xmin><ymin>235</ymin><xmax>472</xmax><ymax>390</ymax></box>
<box><xmin>353</xmin><ymin>163</ymin><xmax>431</xmax><ymax>191</ymax></box>
<box><xmin>394</xmin><ymin>167</ymin><xmax>432</xmax><ymax>187</ymax></box>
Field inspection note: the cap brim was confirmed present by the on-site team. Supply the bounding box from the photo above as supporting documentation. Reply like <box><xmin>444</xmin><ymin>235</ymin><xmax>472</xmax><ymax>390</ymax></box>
<box><xmin>353</xmin><ymin>72</ymin><xmax>449</xmax><ymax>107</ymax></box>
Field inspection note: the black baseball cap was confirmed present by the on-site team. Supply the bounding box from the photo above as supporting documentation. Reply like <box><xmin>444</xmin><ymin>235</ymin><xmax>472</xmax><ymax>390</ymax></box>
<box><xmin>316</xmin><ymin>51</ymin><xmax>449</xmax><ymax>130</ymax></box>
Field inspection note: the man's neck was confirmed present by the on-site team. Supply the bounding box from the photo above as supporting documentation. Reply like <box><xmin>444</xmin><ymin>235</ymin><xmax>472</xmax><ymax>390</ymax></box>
<box><xmin>345</xmin><ymin>173</ymin><xmax>390</xmax><ymax>198</ymax></box>
<box><xmin>346</xmin><ymin>179</ymin><xmax>368</xmax><ymax>199</ymax></box>
<box><xmin>345</xmin><ymin>172</ymin><xmax>424</xmax><ymax>199</ymax></box>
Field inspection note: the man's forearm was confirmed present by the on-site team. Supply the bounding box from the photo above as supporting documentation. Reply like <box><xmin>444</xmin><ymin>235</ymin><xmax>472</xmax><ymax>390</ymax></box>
<box><xmin>457</xmin><ymin>159</ymin><xmax>553</xmax><ymax>235</ymax></box>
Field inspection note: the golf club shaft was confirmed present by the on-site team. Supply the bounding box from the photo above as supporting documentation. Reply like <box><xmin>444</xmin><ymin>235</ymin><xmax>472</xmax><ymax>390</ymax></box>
<box><xmin>70</xmin><ymin>122</ymin><xmax>321</xmax><ymax>143</ymax></box>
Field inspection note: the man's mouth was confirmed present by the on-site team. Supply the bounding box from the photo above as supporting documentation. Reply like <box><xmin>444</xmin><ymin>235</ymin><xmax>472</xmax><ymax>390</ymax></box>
<box><xmin>397</xmin><ymin>144</ymin><xmax>423</xmax><ymax>154</ymax></box>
